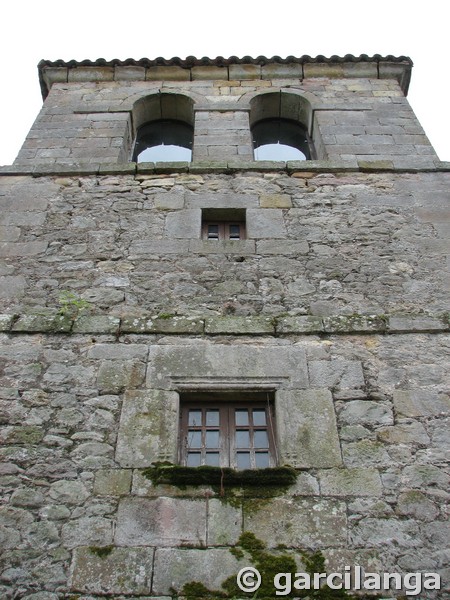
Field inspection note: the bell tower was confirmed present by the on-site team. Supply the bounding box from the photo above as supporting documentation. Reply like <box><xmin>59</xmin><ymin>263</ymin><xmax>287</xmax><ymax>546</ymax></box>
<box><xmin>0</xmin><ymin>55</ymin><xmax>448</xmax><ymax>599</ymax></box>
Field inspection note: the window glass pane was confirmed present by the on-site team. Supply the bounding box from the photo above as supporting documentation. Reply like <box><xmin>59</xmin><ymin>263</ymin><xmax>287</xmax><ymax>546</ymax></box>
<box><xmin>188</xmin><ymin>410</ymin><xmax>202</xmax><ymax>426</ymax></box>
<box><xmin>207</xmin><ymin>224</ymin><xmax>219</xmax><ymax>239</ymax></box>
<box><xmin>229</xmin><ymin>224</ymin><xmax>240</xmax><ymax>239</ymax></box>
<box><xmin>236</xmin><ymin>452</ymin><xmax>251</xmax><ymax>470</ymax></box>
<box><xmin>254</xmin><ymin>430</ymin><xmax>269</xmax><ymax>448</ymax></box>
<box><xmin>255</xmin><ymin>452</ymin><xmax>270</xmax><ymax>468</ymax></box>
<box><xmin>188</xmin><ymin>430</ymin><xmax>202</xmax><ymax>448</ymax></box>
<box><xmin>187</xmin><ymin>452</ymin><xmax>201</xmax><ymax>467</ymax></box>
<box><xmin>236</xmin><ymin>430</ymin><xmax>250</xmax><ymax>448</ymax></box>
<box><xmin>206</xmin><ymin>410</ymin><xmax>220</xmax><ymax>426</ymax></box>
<box><xmin>235</xmin><ymin>409</ymin><xmax>249</xmax><ymax>426</ymax></box>
<box><xmin>205</xmin><ymin>430</ymin><xmax>219</xmax><ymax>448</ymax></box>
<box><xmin>134</xmin><ymin>120</ymin><xmax>193</xmax><ymax>163</ymax></box>
<box><xmin>252</xmin><ymin>409</ymin><xmax>267</xmax><ymax>426</ymax></box>
<box><xmin>252</xmin><ymin>118</ymin><xmax>310</xmax><ymax>161</ymax></box>
<box><xmin>205</xmin><ymin>452</ymin><xmax>220</xmax><ymax>466</ymax></box>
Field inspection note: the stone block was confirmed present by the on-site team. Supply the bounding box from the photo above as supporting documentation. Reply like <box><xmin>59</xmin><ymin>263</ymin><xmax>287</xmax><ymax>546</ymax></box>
<box><xmin>146</xmin><ymin>343</ymin><xmax>309</xmax><ymax>390</ymax></box>
<box><xmin>260</xmin><ymin>193</ymin><xmax>292</xmax><ymax>208</ymax></box>
<box><xmin>338</xmin><ymin>400</ymin><xmax>393</xmax><ymax>426</ymax></box>
<box><xmin>11</xmin><ymin>314</ymin><xmax>72</xmax><ymax>333</ymax></box>
<box><xmin>256</xmin><ymin>239</ymin><xmax>309</xmax><ymax>255</ymax></box>
<box><xmin>342</xmin><ymin>440</ymin><xmax>392</xmax><ymax>467</ymax></box>
<box><xmin>114</xmin><ymin>65</ymin><xmax>146</xmax><ymax>80</ymax></box>
<box><xmin>396</xmin><ymin>491</ymin><xmax>439</xmax><ymax>521</ymax></box>
<box><xmin>0</xmin><ymin>276</ymin><xmax>27</xmax><ymax>299</ymax></box>
<box><xmin>70</xmin><ymin>546</ymin><xmax>154</xmax><ymax>594</ymax></box>
<box><xmin>93</xmin><ymin>469</ymin><xmax>132</xmax><ymax>496</ymax></box>
<box><xmin>185</xmin><ymin>192</ymin><xmax>258</xmax><ymax>209</ymax></box>
<box><xmin>68</xmin><ymin>67</ymin><xmax>114</xmax><ymax>82</ymax></box>
<box><xmin>115</xmin><ymin>390</ymin><xmax>179</xmax><ymax>467</ymax></box>
<box><xmin>154</xmin><ymin>190</ymin><xmax>185</xmax><ymax>209</ymax></box>
<box><xmin>0</xmin><ymin>242</ymin><xmax>48</xmax><ymax>257</ymax></box>
<box><xmin>204</xmin><ymin>316</ymin><xmax>275</xmax><ymax>335</ymax></box>
<box><xmin>49</xmin><ymin>480</ymin><xmax>89</xmax><ymax>505</ymax></box>
<box><xmin>146</xmin><ymin>66</ymin><xmax>190</xmax><ymax>80</ymax></box>
<box><xmin>189</xmin><ymin>239</ymin><xmax>256</xmax><ymax>254</ymax></box>
<box><xmin>229</xmin><ymin>64</ymin><xmax>261</xmax><ymax>80</ymax></box>
<box><xmin>323</xmin><ymin>314</ymin><xmax>387</xmax><ymax>333</ymax></box>
<box><xmin>192</xmin><ymin>66</ymin><xmax>228</xmax><ymax>80</ymax></box>
<box><xmin>247</xmin><ymin>208</ymin><xmax>287</xmax><ymax>238</ymax></box>
<box><xmin>129</xmin><ymin>239</ymin><xmax>190</xmax><ymax>255</ymax></box>
<box><xmin>207</xmin><ymin>498</ymin><xmax>242</xmax><ymax>545</ymax></box>
<box><xmin>152</xmin><ymin>547</ymin><xmax>243</xmax><ymax>596</ymax></box>
<box><xmin>276</xmin><ymin>389</ymin><xmax>342</xmax><ymax>468</ymax></box>
<box><xmin>62</xmin><ymin>516</ymin><xmax>114</xmax><ymax>549</ymax></box>
<box><xmin>165</xmin><ymin>209</ymin><xmax>201</xmax><ymax>238</ymax></box>
<box><xmin>388</xmin><ymin>315</ymin><xmax>447</xmax><ymax>333</ymax></box>
<box><xmin>244</xmin><ymin>498</ymin><xmax>347</xmax><ymax>548</ymax></box>
<box><xmin>376</xmin><ymin>422</ymin><xmax>430</xmax><ymax>445</ymax></box>
<box><xmin>349</xmin><ymin>517</ymin><xmax>420</xmax><ymax>548</ymax></box>
<box><xmin>276</xmin><ymin>315</ymin><xmax>323</xmax><ymax>334</ymax></box>
<box><xmin>72</xmin><ymin>315</ymin><xmax>120</xmax><ymax>334</ymax></box>
<box><xmin>115</xmin><ymin>497</ymin><xmax>206</xmax><ymax>546</ymax></box>
<box><xmin>393</xmin><ymin>390</ymin><xmax>450</xmax><ymax>418</ymax></box>
<box><xmin>120</xmin><ymin>315</ymin><xmax>204</xmax><ymax>334</ymax></box>
<box><xmin>309</xmin><ymin>359</ymin><xmax>365</xmax><ymax>391</ymax></box>
<box><xmin>318</xmin><ymin>468</ymin><xmax>382</xmax><ymax>497</ymax></box>
<box><xmin>96</xmin><ymin>360</ymin><xmax>146</xmax><ymax>394</ymax></box>
<box><xmin>88</xmin><ymin>343</ymin><xmax>148</xmax><ymax>360</ymax></box>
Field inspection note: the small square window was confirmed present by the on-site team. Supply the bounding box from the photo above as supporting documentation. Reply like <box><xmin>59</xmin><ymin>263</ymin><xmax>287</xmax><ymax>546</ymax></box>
<box><xmin>179</xmin><ymin>392</ymin><xmax>277</xmax><ymax>469</ymax></box>
<box><xmin>201</xmin><ymin>208</ymin><xmax>246</xmax><ymax>241</ymax></box>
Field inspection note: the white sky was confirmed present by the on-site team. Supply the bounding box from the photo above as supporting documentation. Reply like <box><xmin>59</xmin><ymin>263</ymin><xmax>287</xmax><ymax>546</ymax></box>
<box><xmin>1</xmin><ymin>1</ymin><xmax>448</xmax><ymax>165</ymax></box>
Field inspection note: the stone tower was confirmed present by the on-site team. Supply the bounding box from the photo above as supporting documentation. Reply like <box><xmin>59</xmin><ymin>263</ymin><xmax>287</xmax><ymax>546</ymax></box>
<box><xmin>0</xmin><ymin>55</ymin><xmax>449</xmax><ymax>599</ymax></box>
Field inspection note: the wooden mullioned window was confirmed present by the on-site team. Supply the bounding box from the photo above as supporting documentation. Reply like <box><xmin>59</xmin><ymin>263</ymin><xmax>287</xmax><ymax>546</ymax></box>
<box><xmin>202</xmin><ymin>222</ymin><xmax>246</xmax><ymax>240</ymax></box>
<box><xmin>179</xmin><ymin>393</ymin><xmax>277</xmax><ymax>469</ymax></box>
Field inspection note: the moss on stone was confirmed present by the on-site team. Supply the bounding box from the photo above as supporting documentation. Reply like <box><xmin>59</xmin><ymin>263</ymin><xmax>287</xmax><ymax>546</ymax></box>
<box><xmin>142</xmin><ymin>463</ymin><xmax>297</xmax><ymax>489</ymax></box>
<box><xmin>88</xmin><ymin>545</ymin><xmax>114</xmax><ymax>558</ymax></box>
<box><xmin>181</xmin><ymin>532</ymin><xmax>361</xmax><ymax>599</ymax></box>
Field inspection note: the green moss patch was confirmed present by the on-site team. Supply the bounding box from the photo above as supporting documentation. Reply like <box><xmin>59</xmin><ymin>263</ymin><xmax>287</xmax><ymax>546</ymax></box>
<box><xmin>181</xmin><ymin>532</ymin><xmax>358</xmax><ymax>599</ymax></box>
<box><xmin>142</xmin><ymin>463</ymin><xmax>297</xmax><ymax>489</ymax></box>
<box><xmin>88</xmin><ymin>545</ymin><xmax>114</xmax><ymax>558</ymax></box>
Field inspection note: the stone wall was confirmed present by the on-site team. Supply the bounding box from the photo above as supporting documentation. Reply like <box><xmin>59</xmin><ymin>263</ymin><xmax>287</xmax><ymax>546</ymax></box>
<box><xmin>0</xmin><ymin>55</ymin><xmax>449</xmax><ymax>599</ymax></box>
<box><xmin>0</xmin><ymin>168</ymin><xmax>449</xmax><ymax>318</ymax></box>
<box><xmin>0</xmin><ymin>325</ymin><xmax>449</xmax><ymax>598</ymax></box>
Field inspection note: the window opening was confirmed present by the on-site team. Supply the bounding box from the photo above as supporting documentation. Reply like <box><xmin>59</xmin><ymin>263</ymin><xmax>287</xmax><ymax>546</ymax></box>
<box><xmin>179</xmin><ymin>392</ymin><xmax>276</xmax><ymax>469</ymax></box>
<box><xmin>201</xmin><ymin>208</ymin><xmax>246</xmax><ymax>241</ymax></box>
<box><xmin>203</xmin><ymin>222</ymin><xmax>245</xmax><ymax>241</ymax></box>
<box><xmin>133</xmin><ymin>119</ymin><xmax>193</xmax><ymax>163</ymax></box>
<box><xmin>252</xmin><ymin>118</ymin><xmax>312</xmax><ymax>161</ymax></box>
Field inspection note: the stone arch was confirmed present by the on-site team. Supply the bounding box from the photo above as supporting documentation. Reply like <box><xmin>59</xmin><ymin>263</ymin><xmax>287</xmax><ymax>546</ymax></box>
<box><xmin>131</xmin><ymin>93</ymin><xmax>195</xmax><ymax>162</ymax></box>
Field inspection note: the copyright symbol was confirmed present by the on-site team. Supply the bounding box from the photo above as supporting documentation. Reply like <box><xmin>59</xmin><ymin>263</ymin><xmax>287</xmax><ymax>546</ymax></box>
<box><xmin>236</xmin><ymin>567</ymin><xmax>261</xmax><ymax>593</ymax></box>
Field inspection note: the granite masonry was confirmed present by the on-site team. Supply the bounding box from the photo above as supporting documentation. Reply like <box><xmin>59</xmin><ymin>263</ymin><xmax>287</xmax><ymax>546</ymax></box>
<box><xmin>0</xmin><ymin>55</ymin><xmax>449</xmax><ymax>599</ymax></box>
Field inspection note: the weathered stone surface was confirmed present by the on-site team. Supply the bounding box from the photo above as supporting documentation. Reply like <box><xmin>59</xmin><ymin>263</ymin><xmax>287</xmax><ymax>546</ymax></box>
<box><xmin>244</xmin><ymin>498</ymin><xmax>347</xmax><ymax>547</ymax></box>
<box><xmin>153</xmin><ymin>548</ymin><xmax>243</xmax><ymax>596</ymax></box>
<box><xmin>146</xmin><ymin>343</ymin><xmax>309</xmax><ymax>390</ymax></box>
<box><xmin>205</xmin><ymin>315</ymin><xmax>274</xmax><ymax>334</ymax></box>
<box><xmin>277</xmin><ymin>389</ymin><xmax>342</xmax><ymax>468</ymax></box>
<box><xmin>96</xmin><ymin>359</ymin><xmax>146</xmax><ymax>393</ymax></box>
<box><xmin>71</xmin><ymin>546</ymin><xmax>154</xmax><ymax>594</ymax></box>
<box><xmin>93</xmin><ymin>469</ymin><xmax>132</xmax><ymax>496</ymax></box>
<box><xmin>116</xmin><ymin>390</ymin><xmax>179</xmax><ymax>467</ymax></box>
<box><xmin>49</xmin><ymin>480</ymin><xmax>90</xmax><ymax>505</ymax></box>
<box><xmin>396</xmin><ymin>491</ymin><xmax>439</xmax><ymax>521</ymax></box>
<box><xmin>207</xmin><ymin>499</ymin><xmax>242</xmax><ymax>546</ymax></box>
<box><xmin>393</xmin><ymin>389</ymin><xmax>450</xmax><ymax>417</ymax></box>
<box><xmin>62</xmin><ymin>516</ymin><xmax>114</xmax><ymax>549</ymax></box>
<box><xmin>115</xmin><ymin>497</ymin><xmax>206</xmax><ymax>546</ymax></box>
<box><xmin>349</xmin><ymin>517</ymin><xmax>420</xmax><ymax>548</ymax></box>
<box><xmin>319</xmin><ymin>468</ymin><xmax>382</xmax><ymax>497</ymax></box>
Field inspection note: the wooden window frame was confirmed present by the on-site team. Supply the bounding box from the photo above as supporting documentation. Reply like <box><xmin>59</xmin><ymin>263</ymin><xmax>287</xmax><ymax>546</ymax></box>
<box><xmin>202</xmin><ymin>221</ymin><xmax>246</xmax><ymax>241</ymax></box>
<box><xmin>179</xmin><ymin>393</ymin><xmax>277</xmax><ymax>469</ymax></box>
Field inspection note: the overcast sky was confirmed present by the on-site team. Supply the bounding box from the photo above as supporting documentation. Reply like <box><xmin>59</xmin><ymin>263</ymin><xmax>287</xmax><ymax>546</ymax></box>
<box><xmin>1</xmin><ymin>1</ymin><xmax>448</xmax><ymax>165</ymax></box>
